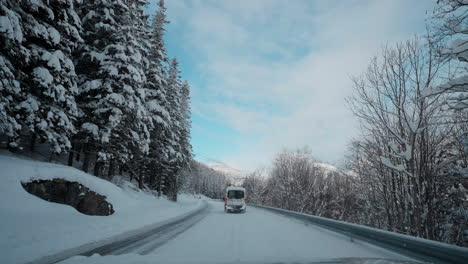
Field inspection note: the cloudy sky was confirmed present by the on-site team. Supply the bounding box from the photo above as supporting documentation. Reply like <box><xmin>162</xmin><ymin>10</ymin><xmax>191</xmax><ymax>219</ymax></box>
<box><xmin>147</xmin><ymin>0</ymin><xmax>436</xmax><ymax>171</ymax></box>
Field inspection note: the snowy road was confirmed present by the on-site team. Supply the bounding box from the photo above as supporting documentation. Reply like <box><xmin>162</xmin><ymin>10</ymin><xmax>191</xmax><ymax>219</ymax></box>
<box><xmin>62</xmin><ymin>201</ymin><xmax>415</xmax><ymax>264</ymax></box>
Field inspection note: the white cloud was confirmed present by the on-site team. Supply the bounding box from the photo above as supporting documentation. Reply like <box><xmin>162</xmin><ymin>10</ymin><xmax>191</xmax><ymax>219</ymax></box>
<box><xmin>164</xmin><ymin>0</ymin><xmax>435</xmax><ymax>170</ymax></box>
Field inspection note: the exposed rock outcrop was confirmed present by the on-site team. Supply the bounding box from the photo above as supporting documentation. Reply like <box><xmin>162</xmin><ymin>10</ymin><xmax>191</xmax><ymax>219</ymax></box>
<box><xmin>22</xmin><ymin>179</ymin><xmax>114</xmax><ymax>216</ymax></box>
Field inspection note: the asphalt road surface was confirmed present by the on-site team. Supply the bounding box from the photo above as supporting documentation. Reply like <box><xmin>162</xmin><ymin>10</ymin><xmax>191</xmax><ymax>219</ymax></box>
<box><xmin>64</xmin><ymin>201</ymin><xmax>415</xmax><ymax>264</ymax></box>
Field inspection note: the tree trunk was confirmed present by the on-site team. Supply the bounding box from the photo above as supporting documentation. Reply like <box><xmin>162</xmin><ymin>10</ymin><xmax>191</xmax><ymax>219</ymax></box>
<box><xmin>129</xmin><ymin>168</ymin><xmax>134</xmax><ymax>182</ymax></box>
<box><xmin>158</xmin><ymin>176</ymin><xmax>162</xmax><ymax>196</ymax></box>
<box><xmin>75</xmin><ymin>143</ymin><xmax>81</xmax><ymax>162</ymax></box>
<box><xmin>94</xmin><ymin>160</ymin><xmax>102</xmax><ymax>177</ymax></box>
<box><xmin>29</xmin><ymin>132</ymin><xmax>36</xmax><ymax>151</ymax></box>
<box><xmin>149</xmin><ymin>168</ymin><xmax>155</xmax><ymax>189</ymax></box>
<box><xmin>48</xmin><ymin>151</ymin><xmax>55</xmax><ymax>162</ymax></box>
<box><xmin>68</xmin><ymin>141</ymin><xmax>75</xmax><ymax>166</ymax></box>
<box><xmin>107</xmin><ymin>159</ymin><xmax>115</xmax><ymax>179</ymax></box>
<box><xmin>138</xmin><ymin>167</ymin><xmax>144</xmax><ymax>189</ymax></box>
<box><xmin>82</xmin><ymin>150</ymin><xmax>90</xmax><ymax>173</ymax></box>
<box><xmin>170</xmin><ymin>174</ymin><xmax>178</xmax><ymax>201</ymax></box>
<box><xmin>157</xmin><ymin>165</ymin><xmax>163</xmax><ymax>196</ymax></box>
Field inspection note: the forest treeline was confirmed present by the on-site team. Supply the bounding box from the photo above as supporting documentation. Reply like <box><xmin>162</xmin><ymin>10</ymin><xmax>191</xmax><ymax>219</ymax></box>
<box><xmin>178</xmin><ymin>161</ymin><xmax>233</xmax><ymax>199</ymax></box>
<box><xmin>0</xmin><ymin>0</ymin><xmax>191</xmax><ymax>200</ymax></box>
<box><xmin>243</xmin><ymin>1</ymin><xmax>468</xmax><ymax>247</ymax></box>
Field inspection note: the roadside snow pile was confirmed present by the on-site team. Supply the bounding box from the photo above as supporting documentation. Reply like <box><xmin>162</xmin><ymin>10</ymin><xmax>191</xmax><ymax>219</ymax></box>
<box><xmin>0</xmin><ymin>152</ymin><xmax>203</xmax><ymax>264</ymax></box>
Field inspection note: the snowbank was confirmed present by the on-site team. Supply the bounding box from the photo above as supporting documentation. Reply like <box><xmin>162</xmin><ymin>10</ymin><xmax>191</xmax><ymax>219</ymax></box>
<box><xmin>0</xmin><ymin>152</ymin><xmax>203</xmax><ymax>264</ymax></box>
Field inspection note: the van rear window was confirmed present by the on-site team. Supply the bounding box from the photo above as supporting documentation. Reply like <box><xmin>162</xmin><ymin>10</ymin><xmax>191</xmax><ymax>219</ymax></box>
<box><xmin>227</xmin><ymin>190</ymin><xmax>244</xmax><ymax>199</ymax></box>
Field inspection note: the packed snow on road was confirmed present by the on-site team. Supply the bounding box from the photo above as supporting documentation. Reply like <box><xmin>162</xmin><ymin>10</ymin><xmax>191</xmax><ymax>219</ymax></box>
<box><xmin>60</xmin><ymin>201</ymin><xmax>414</xmax><ymax>264</ymax></box>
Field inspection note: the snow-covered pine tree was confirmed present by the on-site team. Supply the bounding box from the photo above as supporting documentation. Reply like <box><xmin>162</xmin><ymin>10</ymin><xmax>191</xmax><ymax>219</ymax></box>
<box><xmin>179</xmin><ymin>80</ymin><xmax>193</xmax><ymax>167</ymax></box>
<box><xmin>166</xmin><ymin>72</ymin><xmax>193</xmax><ymax>201</ymax></box>
<box><xmin>0</xmin><ymin>0</ymin><xmax>24</xmax><ymax>149</ymax></box>
<box><xmin>143</xmin><ymin>0</ymin><xmax>173</xmax><ymax>191</ymax></box>
<box><xmin>165</xmin><ymin>57</ymin><xmax>184</xmax><ymax>200</ymax></box>
<box><xmin>1</xmin><ymin>0</ymin><xmax>81</xmax><ymax>154</ymax></box>
<box><xmin>76</xmin><ymin>0</ymin><xmax>149</xmax><ymax>177</ymax></box>
<box><xmin>124</xmin><ymin>0</ymin><xmax>154</xmax><ymax>185</ymax></box>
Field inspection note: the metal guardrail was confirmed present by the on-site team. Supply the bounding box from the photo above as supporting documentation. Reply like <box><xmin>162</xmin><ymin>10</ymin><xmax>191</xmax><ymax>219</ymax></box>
<box><xmin>251</xmin><ymin>204</ymin><xmax>468</xmax><ymax>264</ymax></box>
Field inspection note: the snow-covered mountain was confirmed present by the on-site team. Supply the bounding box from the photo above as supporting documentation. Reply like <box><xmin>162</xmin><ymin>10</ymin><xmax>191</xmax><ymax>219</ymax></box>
<box><xmin>313</xmin><ymin>162</ymin><xmax>359</xmax><ymax>178</ymax></box>
<box><xmin>204</xmin><ymin>159</ymin><xmax>248</xmax><ymax>185</ymax></box>
<box><xmin>312</xmin><ymin>162</ymin><xmax>346</xmax><ymax>178</ymax></box>
<box><xmin>313</xmin><ymin>162</ymin><xmax>340</xmax><ymax>173</ymax></box>
<box><xmin>204</xmin><ymin>159</ymin><xmax>349</xmax><ymax>184</ymax></box>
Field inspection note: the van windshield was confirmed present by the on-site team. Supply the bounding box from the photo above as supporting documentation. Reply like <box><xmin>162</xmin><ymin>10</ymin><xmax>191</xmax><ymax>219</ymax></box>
<box><xmin>227</xmin><ymin>190</ymin><xmax>244</xmax><ymax>199</ymax></box>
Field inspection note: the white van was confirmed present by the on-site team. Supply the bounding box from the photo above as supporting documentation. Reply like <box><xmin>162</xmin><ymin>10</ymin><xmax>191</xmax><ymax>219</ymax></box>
<box><xmin>223</xmin><ymin>186</ymin><xmax>246</xmax><ymax>213</ymax></box>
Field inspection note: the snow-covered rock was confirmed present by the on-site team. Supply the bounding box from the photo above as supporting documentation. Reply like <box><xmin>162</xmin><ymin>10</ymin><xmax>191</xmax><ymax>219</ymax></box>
<box><xmin>22</xmin><ymin>179</ymin><xmax>115</xmax><ymax>216</ymax></box>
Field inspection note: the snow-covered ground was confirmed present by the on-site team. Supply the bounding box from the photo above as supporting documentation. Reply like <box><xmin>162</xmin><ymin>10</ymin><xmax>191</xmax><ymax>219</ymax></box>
<box><xmin>60</xmin><ymin>201</ymin><xmax>414</xmax><ymax>264</ymax></box>
<box><xmin>0</xmin><ymin>152</ymin><xmax>203</xmax><ymax>264</ymax></box>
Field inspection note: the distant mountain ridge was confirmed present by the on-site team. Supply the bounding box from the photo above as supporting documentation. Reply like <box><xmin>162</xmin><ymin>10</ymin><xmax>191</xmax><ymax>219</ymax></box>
<box><xmin>313</xmin><ymin>162</ymin><xmax>340</xmax><ymax>173</ymax></box>
<box><xmin>202</xmin><ymin>159</ymin><xmax>349</xmax><ymax>185</ymax></box>
<box><xmin>203</xmin><ymin>159</ymin><xmax>248</xmax><ymax>185</ymax></box>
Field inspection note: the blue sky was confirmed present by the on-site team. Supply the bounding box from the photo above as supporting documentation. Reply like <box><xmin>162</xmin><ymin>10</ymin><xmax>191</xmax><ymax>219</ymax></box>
<box><xmin>146</xmin><ymin>0</ymin><xmax>437</xmax><ymax>171</ymax></box>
